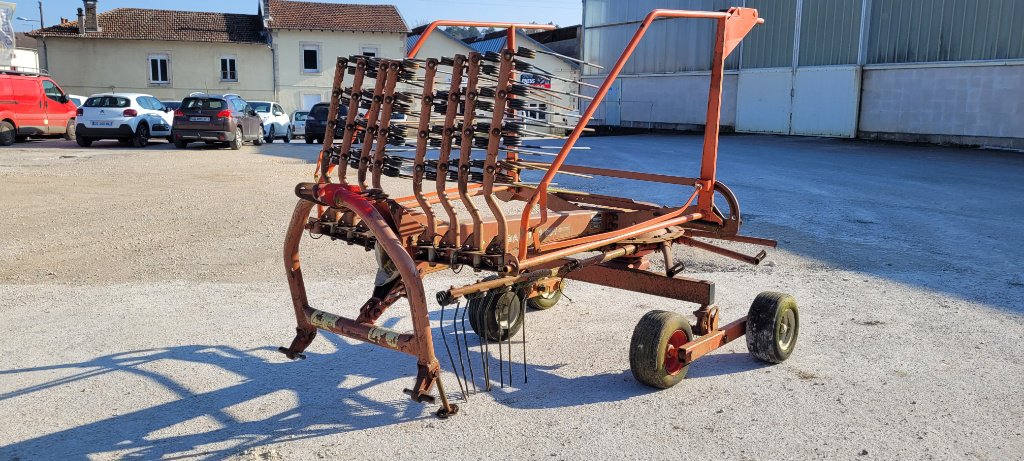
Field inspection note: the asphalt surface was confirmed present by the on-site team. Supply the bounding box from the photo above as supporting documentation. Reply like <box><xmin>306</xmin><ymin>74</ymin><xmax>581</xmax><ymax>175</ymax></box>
<box><xmin>0</xmin><ymin>134</ymin><xmax>1022</xmax><ymax>460</ymax></box>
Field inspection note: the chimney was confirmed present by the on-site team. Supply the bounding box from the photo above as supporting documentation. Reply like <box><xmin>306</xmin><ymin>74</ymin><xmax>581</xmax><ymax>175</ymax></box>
<box><xmin>83</xmin><ymin>0</ymin><xmax>100</xmax><ymax>33</ymax></box>
<box><xmin>77</xmin><ymin>8</ymin><xmax>85</xmax><ymax>35</ymax></box>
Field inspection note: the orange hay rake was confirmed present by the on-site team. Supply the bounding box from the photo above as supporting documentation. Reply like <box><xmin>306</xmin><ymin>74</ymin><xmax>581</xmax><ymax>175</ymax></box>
<box><xmin>278</xmin><ymin>7</ymin><xmax>799</xmax><ymax>418</ymax></box>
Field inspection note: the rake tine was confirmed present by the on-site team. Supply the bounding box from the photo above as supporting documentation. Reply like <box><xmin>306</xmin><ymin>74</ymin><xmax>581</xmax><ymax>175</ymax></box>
<box><xmin>498</xmin><ymin>299</ymin><xmax>505</xmax><ymax>388</ymax></box>
<box><xmin>505</xmin><ymin>293</ymin><xmax>513</xmax><ymax>386</ymax></box>
<box><xmin>452</xmin><ymin>301</ymin><xmax>471</xmax><ymax>401</ymax></box>
<box><xmin>440</xmin><ymin>303</ymin><xmax>468</xmax><ymax>399</ymax></box>
<box><xmin>460</xmin><ymin>303</ymin><xmax>478</xmax><ymax>393</ymax></box>
<box><xmin>532</xmin><ymin>47</ymin><xmax>605</xmax><ymax>69</ymax></box>
<box><xmin>521</xmin><ymin>290</ymin><xmax>528</xmax><ymax>384</ymax></box>
<box><xmin>477</xmin><ymin>295</ymin><xmax>492</xmax><ymax>391</ymax></box>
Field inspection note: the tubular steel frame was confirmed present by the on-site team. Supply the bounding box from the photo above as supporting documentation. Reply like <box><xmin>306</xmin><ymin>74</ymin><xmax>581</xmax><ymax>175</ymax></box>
<box><xmin>279</xmin><ymin>8</ymin><xmax>770</xmax><ymax>418</ymax></box>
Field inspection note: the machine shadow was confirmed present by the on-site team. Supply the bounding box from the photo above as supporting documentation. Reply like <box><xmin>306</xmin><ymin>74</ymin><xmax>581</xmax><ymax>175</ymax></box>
<box><xmin>0</xmin><ymin>311</ymin><xmax>666</xmax><ymax>459</ymax></box>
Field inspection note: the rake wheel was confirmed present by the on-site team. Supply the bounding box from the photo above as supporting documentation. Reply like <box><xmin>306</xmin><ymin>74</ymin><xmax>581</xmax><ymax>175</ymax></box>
<box><xmin>629</xmin><ymin>310</ymin><xmax>694</xmax><ymax>389</ymax></box>
<box><xmin>468</xmin><ymin>288</ymin><xmax>524</xmax><ymax>342</ymax></box>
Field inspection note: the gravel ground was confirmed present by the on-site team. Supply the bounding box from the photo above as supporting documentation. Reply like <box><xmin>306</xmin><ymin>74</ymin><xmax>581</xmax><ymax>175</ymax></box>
<box><xmin>1</xmin><ymin>135</ymin><xmax>1022</xmax><ymax>460</ymax></box>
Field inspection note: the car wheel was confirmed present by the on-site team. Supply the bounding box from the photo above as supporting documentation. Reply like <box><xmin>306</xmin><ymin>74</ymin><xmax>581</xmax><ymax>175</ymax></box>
<box><xmin>253</xmin><ymin>125</ymin><xmax>264</xmax><ymax>146</ymax></box>
<box><xmin>0</xmin><ymin>121</ymin><xmax>15</xmax><ymax>146</ymax></box>
<box><xmin>305</xmin><ymin>136</ymin><xmax>314</xmax><ymax>144</ymax></box>
<box><xmin>76</xmin><ymin>136</ymin><xmax>93</xmax><ymax>147</ymax></box>
<box><xmin>265</xmin><ymin>126</ymin><xmax>275</xmax><ymax>144</ymax></box>
<box><xmin>64</xmin><ymin>119</ymin><xmax>76</xmax><ymax>141</ymax></box>
<box><xmin>284</xmin><ymin>127</ymin><xmax>292</xmax><ymax>143</ymax></box>
<box><xmin>132</xmin><ymin>123</ymin><xmax>150</xmax><ymax>148</ymax></box>
<box><xmin>230</xmin><ymin>127</ymin><xmax>243</xmax><ymax>150</ymax></box>
<box><xmin>174</xmin><ymin>138</ymin><xmax>188</xmax><ymax>149</ymax></box>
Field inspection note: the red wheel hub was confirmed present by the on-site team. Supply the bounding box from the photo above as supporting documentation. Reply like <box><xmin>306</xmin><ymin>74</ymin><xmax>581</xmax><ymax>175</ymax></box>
<box><xmin>664</xmin><ymin>329</ymin><xmax>689</xmax><ymax>375</ymax></box>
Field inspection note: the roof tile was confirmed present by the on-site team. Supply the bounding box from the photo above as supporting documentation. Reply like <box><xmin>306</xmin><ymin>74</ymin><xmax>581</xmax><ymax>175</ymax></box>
<box><xmin>29</xmin><ymin>8</ymin><xmax>265</xmax><ymax>44</ymax></box>
<box><xmin>266</xmin><ymin>0</ymin><xmax>408</xmax><ymax>33</ymax></box>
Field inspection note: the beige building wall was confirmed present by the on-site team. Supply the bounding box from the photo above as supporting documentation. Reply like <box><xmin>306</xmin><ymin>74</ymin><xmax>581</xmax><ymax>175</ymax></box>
<box><xmin>41</xmin><ymin>38</ymin><xmax>274</xmax><ymax>102</ymax></box>
<box><xmin>272</xmin><ymin>29</ymin><xmax>405</xmax><ymax>113</ymax></box>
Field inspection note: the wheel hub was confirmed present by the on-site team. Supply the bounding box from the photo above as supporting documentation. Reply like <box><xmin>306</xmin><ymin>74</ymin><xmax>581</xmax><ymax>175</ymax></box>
<box><xmin>664</xmin><ymin>329</ymin><xmax>689</xmax><ymax>375</ymax></box>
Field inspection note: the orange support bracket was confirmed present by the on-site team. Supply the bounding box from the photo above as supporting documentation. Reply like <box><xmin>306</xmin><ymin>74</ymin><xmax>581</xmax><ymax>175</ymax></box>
<box><xmin>516</xmin><ymin>8</ymin><xmax>764</xmax><ymax>263</ymax></box>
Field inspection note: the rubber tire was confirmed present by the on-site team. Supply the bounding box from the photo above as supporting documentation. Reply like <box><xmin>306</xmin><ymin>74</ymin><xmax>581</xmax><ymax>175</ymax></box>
<box><xmin>131</xmin><ymin>123</ymin><xmax>149</xmax><ymax>148</ymax></box>
<box><xmin>253</xmin><ymin>126</ymin><xmax>264</xmax><ymax>146</ymax></box>
<box><xmin>229</xmin><ymin>127</ymin><xmax>243</xmax><ymax>150</ymax></box>
<box><xmin>527</xmin><ymin>289</ymin><xmax>561</xmax><ymax>310</ymax></box>
<box><xmin>265</xmin><ymin>125</ymin><xmax>275</xmax><ymax>144</ymax></box>
<box><xmin>746</xmin><ymin>291</ymin><xmax>799</xmax><ymax>364</ymax></box>
<box><xmin>305</xmin><ymin>136</ymin><xmax>314</xmax><ymax>144</ymax></box>
<box><xmin>629</xmin><ymin>310</ymin><xmax>694</xmax><ymax>389</ymax></box>
<box><xmin>0</xmin><ymin>121</ymin><xmax>15</xmax><ymax>146</ymax></box>
<box><xmin>76</xmin><ymin>136</ymin><xmax>93</xmax><ymax>147</ymax></box>
<box><xmin>174</xmin><ymin>138</ymin><xmax>188</xmax><ymax>149</ymax></box>
<box><xmin>468</xmin><ymin>288</ymin><xmax>525</xmax><ymax>342</ymax></box>
<box><xmin>64</xmin><ymin>119</ymin><xmax>76</xmax><ymax>140</ymax></box>
<box><xmin>283</xmin><ymin>128</ymin><xmax>292</xmax><ymax>143</ymax></box>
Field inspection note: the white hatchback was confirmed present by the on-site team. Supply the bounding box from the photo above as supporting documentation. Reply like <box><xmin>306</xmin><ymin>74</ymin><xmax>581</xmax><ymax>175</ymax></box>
<box><xmin>251</xmin><ymin>101</ymin><xmax>292</xmax><ymax>143</ymax></box>
<box><xmin>291</xmin><ymin>110</ymin><xmax>309</xmax><ymax>138</ymax></box>
<box><xmin>75</xmin><ymin>93</ymin><xmax>173</xmax><ymax>147</ymax></box>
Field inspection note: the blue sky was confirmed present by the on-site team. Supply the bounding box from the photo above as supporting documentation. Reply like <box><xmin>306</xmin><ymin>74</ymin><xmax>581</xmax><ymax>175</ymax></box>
<box><xmin>10</xmin><ymin>0</ymin><xmax>583</xmax><ymax>32</ymax></box>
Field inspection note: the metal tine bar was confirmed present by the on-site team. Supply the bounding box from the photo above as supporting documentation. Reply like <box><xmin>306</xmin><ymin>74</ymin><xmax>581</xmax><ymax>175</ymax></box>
<box><xmin>412</xmin><ymin>59</ymin><xmax>439</xmax><ymax>244</ymax></box>
<box><xmin>482</xmin><ymin>48</ymin><xmax>515</xmax><ymax>254</ymax></box>
<box><xmin>356</xmin><ymin>60</ymin><xmax>388</xmax><ymax>191</ymax></box>
<box><xmin>460</xmin><ymin>301</ymin><xmax>477</xmax><ymax>393</ymax></box>
<box><xmin>502</xmin><ymin>162</ymin><xmax>594</xmax><ymax>179</ymax></box>
<box><xmin>435</xmin><ymin>54</ymin><xmax>466</xmax><ymax>248</ymax></box>
<box><xmin>519</xmin><ymin>127</ymin><xmax>568</xmax><ymax>139</ymax></box>
<box><xmin>521</xmin><ymin>291</ymin><xmax>528</xmax><ymax>384</ymax></box>
<box><xmin>516</xmin><ymin>60</ymin><xmax>600</xmax><ymax>89</ymax></box>
<box><xmin>439</xmin><ymin>302</ymin><xmax>468</xmax><ymax>400</ymax></box>
<box><xmin>498</xmin><ymin>304</ymin><xmax>505</xmax><ymax>388</ymax></box>
<box><xmin>371</xmin><ymin>61</ymin><xmax>402</xmax><ymax>190</ymax></box>
<box><xmin>452</xmin><ymin>302</ymin><xmax>471</xmax><ymax>401</ymax></box>
<box><xmin>505</xmin><ymin>293</ymin><xmax>513</xmax><ymax>385</ymax></box>
<box><xmin>316</xmin><ymin>56</ymin><xmax>348</xmax><ymax>184</ymax></box>
<box><xmin>526</xmin><ymin>45</ymin><xmax>606</xmax><ymax>69</ymax></box>
<box><xmin>476</xmin><ymin>295</ymin><xmax>492</xmax><ymax>391</ymax></box>
<box><xmin>333</xmin><ymin>58</ymin><xmax>366</xmax><ymax>183</ymax></box>
<box><xmin>513</xmin><ymin>82</ymin><xmax>593</xmax><ymax>101</ymax></box>
<box><xmin>480</xmin><ymin>87</ymin><xmax>572</xmax><ymax>111</ymax></box>
<box><xmin>457</xmin><ymin>52</ymin><xmax>486</xmax><ymax>251</ymax></box>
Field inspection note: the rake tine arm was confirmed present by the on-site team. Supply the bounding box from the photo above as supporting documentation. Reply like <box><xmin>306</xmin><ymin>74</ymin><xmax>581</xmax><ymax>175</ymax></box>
<box><xmin>456</xmin><ymin>52</ymin><xmax>486</xmax><ymax>251</ymax></box>
<box><xmin>371</xmin><ymin>62</ymin><xmax>401</xmax><ymax>190</ymax></box>
<box><xmin>435</xmin><ymin>55</ymin><xmax>466</xmax><ymax>248</ymax></box>
<box><xmin>357</xmin><ymin>60</ymin><xmax>388</xmax><ymax>191</ymax></box>
<box><xmin>412</xmin><ymin>59</ymin><xmax>439</xmax><ymax>244</ymax></box>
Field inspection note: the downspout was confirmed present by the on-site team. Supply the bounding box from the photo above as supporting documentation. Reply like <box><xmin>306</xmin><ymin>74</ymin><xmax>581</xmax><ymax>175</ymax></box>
<box><xmin>853</xmin><ymin>0</ymin><xmax>872</xmax><ymax>139</ymax></box>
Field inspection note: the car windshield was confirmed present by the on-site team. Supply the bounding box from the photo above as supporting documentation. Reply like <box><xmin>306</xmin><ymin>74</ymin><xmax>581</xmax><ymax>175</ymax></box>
<box><xmin>251</xmin><ymin>102</ymin><xmax>272</xmax><ymax>113</ymax></box>
<box><xmin>294</xmin><ymin>112</ymin><xmax>309</xmax><ymax>121</ymax></box>
<box><xmin>84</xmin><ymin>96</ymin><xmax>129</xmax><ymax>108</ymax></box>
<box><xmin>182</xmin><ymin>98</ymin><xmax>227</xmax><ymax>110</ymax></box>
<box><xmin>310</xmin><ymin>105</ymin><xmax>346</xmax><ymax>119</ymax></box>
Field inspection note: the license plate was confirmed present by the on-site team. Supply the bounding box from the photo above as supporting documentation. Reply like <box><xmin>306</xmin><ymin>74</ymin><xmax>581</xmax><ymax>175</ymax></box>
<box><xmin>91</xmin><ymin>121</ymin><xmax>113</xmax><ymax>127</ymax></box>
<box><xmin>190</xmin><ymin>116</ymin><xmax>210</xmax><ymax>122</ymax></box>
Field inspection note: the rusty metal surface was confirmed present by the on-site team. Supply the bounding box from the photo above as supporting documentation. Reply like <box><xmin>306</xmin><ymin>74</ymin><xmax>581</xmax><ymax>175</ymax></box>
<box><xmin>564</xmin><ymin>264</ymin><xmax>715</xmax><ymax>307</ymax></box>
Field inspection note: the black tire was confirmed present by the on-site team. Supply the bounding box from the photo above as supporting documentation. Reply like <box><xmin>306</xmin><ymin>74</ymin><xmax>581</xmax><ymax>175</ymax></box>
<box><xmin>746</xmin><ymin>291</ymin><xmax>799</xmax><ymax>364</ymax></box>
<box><xmin>265</xmin><ymin>125</ymin><xmax>275</xmax><ymax>144</ymax></box>
<box><xmin>76</xmin><ymin>136</ymin><xmax>93</xmax><ymax>147</ymax></box>
<box><xmin>230</xmin><ymin>127</ymin><xmax>243</xmax><ymax>150</ymax></box>
<box><xmin>0</xmin><ymin>121</ymin><xmax>15</xmax><ymax>146</ymax></box>
<box><xmin>629</xmin><ymin>310</ymin><xmax>694</xmax><ymax>389</ymax></box>
<box><xmin>305</xmin><ymin>135</ymin><xmax>314</xmax><ymax>144</ymax></box>
<box><xmin>468</xmin><ymin>288</ymin><xmax>524</xmax><ymax>342</ymax></box>
<box><xmin>283</xmin><ymin>127</ymin><xmax>292</xmax><ymax>143</ymax></box>
<box><xmin>64</xmin><ymin>119</ymin><xmax>76</xmax><ymax>141</ymax></box>
<box><xmin>253</xmin><ymin>126</ymin><xmax>264</xmax><ymax>146</ymax></box>
<box><xmin>527</xmin><ymin>288</ymin><xmax>561</xmax><ymax>310</ymax></box>
<box><xmin>174</xmin><ymin>138</ymin><xmax>188</xmax><ymax>149</ymax></box>
<box><xmin>132</xmin><ymin>123</ymin><xmax>149</xmax><ymax>148</ymax></box>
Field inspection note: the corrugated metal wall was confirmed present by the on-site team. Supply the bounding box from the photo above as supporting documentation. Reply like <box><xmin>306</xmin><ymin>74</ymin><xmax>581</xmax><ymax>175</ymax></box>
<box><xmin>799</xmin><ymin>0</ymin><xmax>861</xmax><ymax>66</ymax></box>
<box><xmin>741</xmin><ymin>0</ymin><xmax>796</xmax><ymax>68</ymax></box>
<box><xmin>582</xmin><ymin>0</ymin><xmax>740</xmax><ymax>76</ymax></box>
<box><xmin>867</xmin><ymin>0</ymin><xmax>1024</xmax><ymax>64</ymax></box>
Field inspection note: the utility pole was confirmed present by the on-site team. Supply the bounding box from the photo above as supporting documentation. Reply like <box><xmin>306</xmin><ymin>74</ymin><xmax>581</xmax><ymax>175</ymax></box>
<box><xmin>38</xmin><ymin>0</ymin><xmax>48</xmax><ymax>72</ymax></box>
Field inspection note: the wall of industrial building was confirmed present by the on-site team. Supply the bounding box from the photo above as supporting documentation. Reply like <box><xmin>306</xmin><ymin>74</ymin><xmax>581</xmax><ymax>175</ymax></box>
<box><xmin>581</xmin><ymin>0</ymin><xmax>1024</xmax><ymax>148</ymax></box>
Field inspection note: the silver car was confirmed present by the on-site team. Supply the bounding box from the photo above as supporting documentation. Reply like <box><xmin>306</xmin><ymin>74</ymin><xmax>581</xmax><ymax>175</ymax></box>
<box><xmin>291</xmin><ymin>111</ymin><xmax>309</xmax><ymax>138</ymax></box>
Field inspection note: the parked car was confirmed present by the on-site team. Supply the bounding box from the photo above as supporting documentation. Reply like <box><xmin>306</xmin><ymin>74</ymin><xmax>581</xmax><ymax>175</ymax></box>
<box><xmin>75</xmin><ymin>93</ymin><xmax>173</xmax><ymax>147</ymax></box>
<box><xmin>291</xmin><ymin>110</ymin><xmax>309</xmax><ymax>138</ymax></box>
<box><xmin>171</xmin><ymin>94</ymin><xmax>264</xmax><ymax>150</ymax></box>
<box><xmin>161</xmin><ymin>101</ymin><xmax>181</xmax><ymax>111</ymax></box>
<box><xmin>68</xmin><ymin>94</ymin><xmax>87</xmax><ymax>107</ymax></box>
<box><xmin>305</xmin><ymin>102</ymin><xmax>347</xmax><ymax>144</ymax></box>
<box><xmin>0</xmin><ymin>70</ymin><xmax>78</xmax><ymax>145</ymax></box>
<box><xmin>250</xmin><ymin>101</ymin><xmax>292</xmax><ymax>143</ymax></box>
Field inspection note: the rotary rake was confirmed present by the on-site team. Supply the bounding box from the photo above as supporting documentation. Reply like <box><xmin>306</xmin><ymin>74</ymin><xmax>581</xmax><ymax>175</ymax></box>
<box><xmin>277</xmin><ymin>7</ymin><xmax>799</xmax><ymax>418</ymax></box>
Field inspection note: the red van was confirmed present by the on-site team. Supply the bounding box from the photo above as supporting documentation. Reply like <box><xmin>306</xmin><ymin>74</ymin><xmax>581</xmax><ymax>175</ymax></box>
<box><xmin>0</xmin><ymin>70</ymin><xmax>78</xmax><ymax>146</ymax></box>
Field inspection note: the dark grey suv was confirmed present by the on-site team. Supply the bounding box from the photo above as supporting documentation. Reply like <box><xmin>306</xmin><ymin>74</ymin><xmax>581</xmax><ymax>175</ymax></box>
<box><xmin>171</xmin><ymin>94</ymin><xmax>264</xmax><ymax>150</ymax></box>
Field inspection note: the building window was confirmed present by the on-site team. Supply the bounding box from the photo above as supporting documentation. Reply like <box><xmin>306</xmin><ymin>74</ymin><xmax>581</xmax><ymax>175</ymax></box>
<box><xmin>360</xmin><ymin>45</ymin><xmax>380</xmax><ymax>57</ymax></box>
<box><xmin>148</xmin><ymin>54</ymin><xmax>170</xmax><ymax>84</ymax></box>
<box><xmin>523</xmin><ymin>103</ymin><xmax>547</xmax><ymax>121</ymax></box>
<box><xmin>220</xmin><ymin>56</ymin><xmax>237</xmax><ymax>82</ymax></box>
<box><xmin>301</xmin><ymin>43</ymin><xmax>321</xmax><ymax>73</ymax></box>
